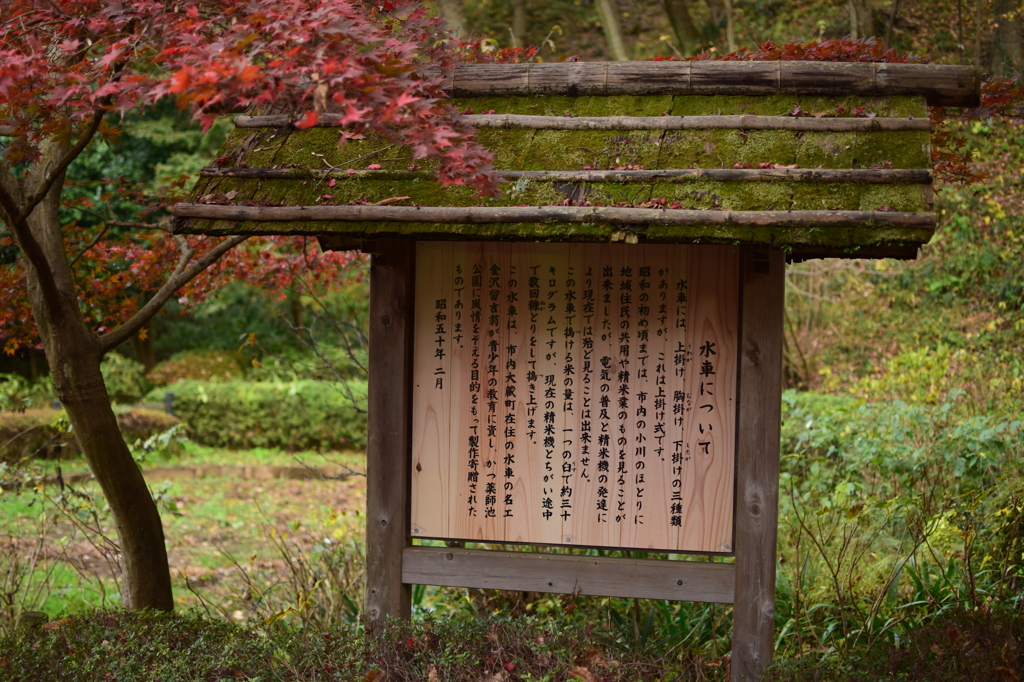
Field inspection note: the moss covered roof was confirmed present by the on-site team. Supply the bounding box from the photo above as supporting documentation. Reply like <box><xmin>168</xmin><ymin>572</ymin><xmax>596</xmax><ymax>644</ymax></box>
<box><xmin>173</xmin><ymin>91</ymin><xmax>936</xmax><ymax>259</ymax></box>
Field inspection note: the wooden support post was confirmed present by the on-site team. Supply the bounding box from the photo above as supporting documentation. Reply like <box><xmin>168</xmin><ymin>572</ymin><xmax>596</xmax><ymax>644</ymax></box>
<box><xmin>364</xmin><ymin>239</ymin><xmax>414</xmax><ymax>626</ymax></box>
<box><xmin>732</xmin><ymin>248</ymin><xmax>786</xmax><ymax>681</ymax></box>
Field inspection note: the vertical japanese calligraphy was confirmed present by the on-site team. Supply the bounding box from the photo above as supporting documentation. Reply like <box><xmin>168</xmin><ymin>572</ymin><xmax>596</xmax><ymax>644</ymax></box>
<box><xmin>411</xmin><ymin>243</ymin><xmax>739</xmax><ymax>554</ymax></box>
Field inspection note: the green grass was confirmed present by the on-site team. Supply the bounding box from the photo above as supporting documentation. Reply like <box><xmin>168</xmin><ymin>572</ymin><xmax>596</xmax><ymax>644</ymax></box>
<box><xmin>30</xmin><ymin>442</ymin><xmax>365</xmax><ymax>478</ymax></box>
<box><xmin>1</xmin><ymin>450</ymin><xmax>368</xmax><ymax>622</ymax></box>
<box><xmin>175</xmin><ymin>442</ymin><xmax>365</xmax><ymax>468</ymax></box>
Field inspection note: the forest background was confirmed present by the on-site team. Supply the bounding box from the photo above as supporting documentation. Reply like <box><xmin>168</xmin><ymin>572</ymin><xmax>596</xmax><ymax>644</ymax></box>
<box><xmin>1</xmin><ymin>0</ymin><xmax>1023</xmax><ymax>680</ymax></box>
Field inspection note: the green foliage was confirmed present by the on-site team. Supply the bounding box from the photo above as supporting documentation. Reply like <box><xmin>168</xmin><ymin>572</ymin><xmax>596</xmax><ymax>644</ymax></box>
<box><xmin>145</xmin><ymin>274</ymin><xmax>370</xmax><ymax>382</ymax></box>
<box><xmin>0</xmin><ymin>609</ymin><xmax>708</xmax><ymax>682</ymax></box>
<box><xmin>67</xmin><ymin>103</ymin><xmax>229</xmax><ymax>198</ymax></box>
<box><xmin>123</xmin><ymin>115</ymin><xmax>232</xmax><ymax>190</ymax></box>
<box><xmin>124</xmin><ymin>422</ymin><xmax>189</xmax><ymax>466</ymax></box>
<box><xmin>907</xmin><ymin>120</ymin><xmax>1024</xmax><ymax>313</ymax></box>
<box><xmin>247</xmin><ymin>345</ymin><xmax>368</xmax><ymax>383</ymax></box>
<box><xmin>152</xmin><ymin>380</ymin><xmax>367</xmax><ymax>452</ymax></box>
<box><xmin>0</xmin><ymin>374</ymin><xmax>53</xmax><ymax>413</ymax></box>
<box><xmin>772</xmin><ymin>389</ymin><xmax>1024</xmax><ymax>662</ymax></box>
<box><xmin>10</xmin><ymin>572</ymin><xmax>1004</xmax><ymax>682</ymax></box>
<box><xmin>766</xmin><ymin>606</ymin><xmax>1024</xmax><ymax>682</ymax></box>
<box><xmin>0</xmin><ymin>611</ymin><xmax>285</xmax><ymax>682</ymax></box>
<box><xmin>0</xmin><ymin>408</ymin><xmax>180</xmax><ymax>463</ymax></box>
<box><xmin>147</xmin><ymin>350</ymin><xmax>245</xmax><ymax>386</ymax></box>
<box><xmin>99</xmin><ymin>353</ymin><xmax>149</xmax><ymax>404</ymax></box>
<box><xmin>781</xmin><ymin>390</ymin><xmax>1022</xmax><ymax>498</ymax></box>
<box><xmin>833</xmin><ymin>343</ymin><xmax>1024</xmax><ymax>410</ymax></box>
<box><xmin>147</xmin><ymin>283</ymin><xmax>297</xmax><ymax>363</ymax></box>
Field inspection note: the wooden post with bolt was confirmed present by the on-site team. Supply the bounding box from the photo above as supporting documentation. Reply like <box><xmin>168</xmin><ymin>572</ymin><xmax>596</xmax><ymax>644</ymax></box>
<box><xmin>364</xmin><ymin>239</ymin><xmax>415</xmax><ymax>625</ymax></box>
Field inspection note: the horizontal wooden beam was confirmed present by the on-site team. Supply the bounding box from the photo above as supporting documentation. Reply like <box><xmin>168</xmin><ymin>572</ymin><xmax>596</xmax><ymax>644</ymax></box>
<box><xmin>234</xmin><ymin>113</ymin><xmax>930</xmax><ymax>132</ymax></box>
<box><xmin>200</xmin><ymin>166</ymin><xmax>931</xmax><ymax>185</ymax></box>
<box><xmin>439</xmin><ymin>62</ymin><xmax>979</xmax><ymax>107</ymax></box>
<box><xmin>463</xmin><ymin>114</ymin><xmax>930</xmax><ymax>131</ymax></box>
<box><xmin>402</xmin><ymin>546</ymin><xmax>735</xmax><ymax>603</ymax></box>
<box><xmin>172</xmin><ymin>203</ymin><xmax>936</xmax><ymax>230</ymax></box>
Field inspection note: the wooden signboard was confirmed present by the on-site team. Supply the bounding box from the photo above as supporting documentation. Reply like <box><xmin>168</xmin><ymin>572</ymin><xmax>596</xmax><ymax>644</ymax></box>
<box><xmin>173</xmin><ymin>59</ymin><xmax>978</xmax><ymax>682</ymax></box>
<box><xmin>411</xmin><ymin>242</ymin><xmax>739</xmax><ymax>554</ymax></box>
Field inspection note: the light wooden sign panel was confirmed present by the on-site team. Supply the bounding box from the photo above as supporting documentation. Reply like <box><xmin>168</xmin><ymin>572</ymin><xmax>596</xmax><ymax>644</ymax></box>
<box><xmin>411</xmin><ymin>242</ymin><xmax>738</xmax><ymax>554</ymax></box>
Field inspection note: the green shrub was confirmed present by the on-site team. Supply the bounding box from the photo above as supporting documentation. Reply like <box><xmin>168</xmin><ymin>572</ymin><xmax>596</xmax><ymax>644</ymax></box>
<box><xmin>0</xmin><ymin>408</ymin><xmax>180</xmax><ymax>463</ymax></box>
<box><xmin>0</xmin><ymin>374</ymin><xmax>54</xmax><ymax>413</ymax></box>
<box><xmin>772</xmin><ymin>390</ymin><xmax>1024</xmax><ymax>659</ymax></box>
<box><xmin>765</xmin><ymin>607</ymin><xmax>1024</xmax><ymax>682</ymax></box>
<box><xmin>247</xmin><ymin>346</ymin><xmax>369</xmax><ymax>382</ymax></box>
<box><xmin>0</xmin><ymin>409</ymin><xmax>68</xmax><ymax>461</ymax></box>
<box><xmin>100</xmin><ymin>353</ymin><xmax>149</xmax><ymax>404</ymax></box>
<box><xmin>0</xmin><ymin>609</ymin><xmax>697</xmax><ymax>682</ymax></box>
<box><xmin>780</xmin><ymin>389</ymin><xmax>1023</xmax><ymax>498</ymax></box>
<box><xmin>151</xmin><ymin>379</ymin><xmax>367</xmax><ymax>451</ymax></box>
<box><xmin>147</xmin><ymin>350</ymin><xmax>245</xmax><ymax>386</ymax></box>
<box><xmin>0</xmin><ymin>610</ymin><xmax>286</xmax><ymax>682</ymax></box>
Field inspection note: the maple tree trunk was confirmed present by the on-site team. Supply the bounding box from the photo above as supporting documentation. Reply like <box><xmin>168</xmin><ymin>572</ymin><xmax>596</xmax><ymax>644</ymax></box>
<box><xmin>54</xmin><ymin>343</ymin><xmax>174</xmax><ymax>611</ymax></box>
<box><xmin>15</xmin><ymin>144</ymin><xmax>174</xmax><ymax>612</ymax></box>
<box><xmin>663</xmin><ymin>0</ymin><xmax>703</xmax><ymax>56</ymax></box>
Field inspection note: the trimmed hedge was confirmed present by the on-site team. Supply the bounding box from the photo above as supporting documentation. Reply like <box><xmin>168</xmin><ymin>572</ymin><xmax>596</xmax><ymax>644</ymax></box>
<box><xmin>151</xmin><ymin>379</ymin><xmax>367</xmax><ymax>452</ymax></box>
<box><xmin>100</xmin><ymin>353</ymin><xmax>149</xmax><ymax>404</ymax></box>
<box><xmin>147</xmin><ymin>350</ymin><xmax>245</xmax><ymax>386</ymax></box>
<box><xmin>0</xmin><ymin>408</ymin><xmax>180</xmax><ymax>463</ymax></box>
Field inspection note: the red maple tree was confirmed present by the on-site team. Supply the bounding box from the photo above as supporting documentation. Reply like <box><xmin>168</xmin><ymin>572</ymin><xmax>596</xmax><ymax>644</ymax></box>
<box><xmin>0</xmin><ymin>0</ymin><xmax>501</xmax><ymax>611</ymax></box>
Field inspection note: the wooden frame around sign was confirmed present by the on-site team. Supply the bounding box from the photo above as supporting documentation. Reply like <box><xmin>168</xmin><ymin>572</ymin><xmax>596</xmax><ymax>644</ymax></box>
<box><xmin>364</xmin><ymin>241</ymin><xmax>785</xmax><ymax>682</ymax></box>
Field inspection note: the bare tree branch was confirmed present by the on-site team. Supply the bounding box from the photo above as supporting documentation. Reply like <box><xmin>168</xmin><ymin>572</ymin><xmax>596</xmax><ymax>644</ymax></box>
<box><xmin>68</xmin><ymin>225</ymin><xmax>109</xmax><ymax>267</ymax></box>
<box><xmin>99</xmin><ymin>235</ymin><xmax>248</xmax><ymax>352</ymax></box>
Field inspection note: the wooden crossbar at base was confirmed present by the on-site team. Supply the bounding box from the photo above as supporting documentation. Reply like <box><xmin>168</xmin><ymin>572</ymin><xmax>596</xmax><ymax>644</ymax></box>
<box><xmin>401</xmin><ymin>546</ymin><xmax>735</xmax><ymax>603</ymax></box>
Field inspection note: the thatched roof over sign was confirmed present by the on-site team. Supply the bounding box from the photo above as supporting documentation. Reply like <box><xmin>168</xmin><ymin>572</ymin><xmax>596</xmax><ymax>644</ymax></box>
<box><xmin>172</xmin><ymin>61</ymin><xmax>980</xmax><ymax>260</ymax></box>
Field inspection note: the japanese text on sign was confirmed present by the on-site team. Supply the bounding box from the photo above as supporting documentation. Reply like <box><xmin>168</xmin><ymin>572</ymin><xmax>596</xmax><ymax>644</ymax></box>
<box><xmin>411</xmin><ymin>243</ymin><xmax>738</xmax><ymax>554</ymax></box>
